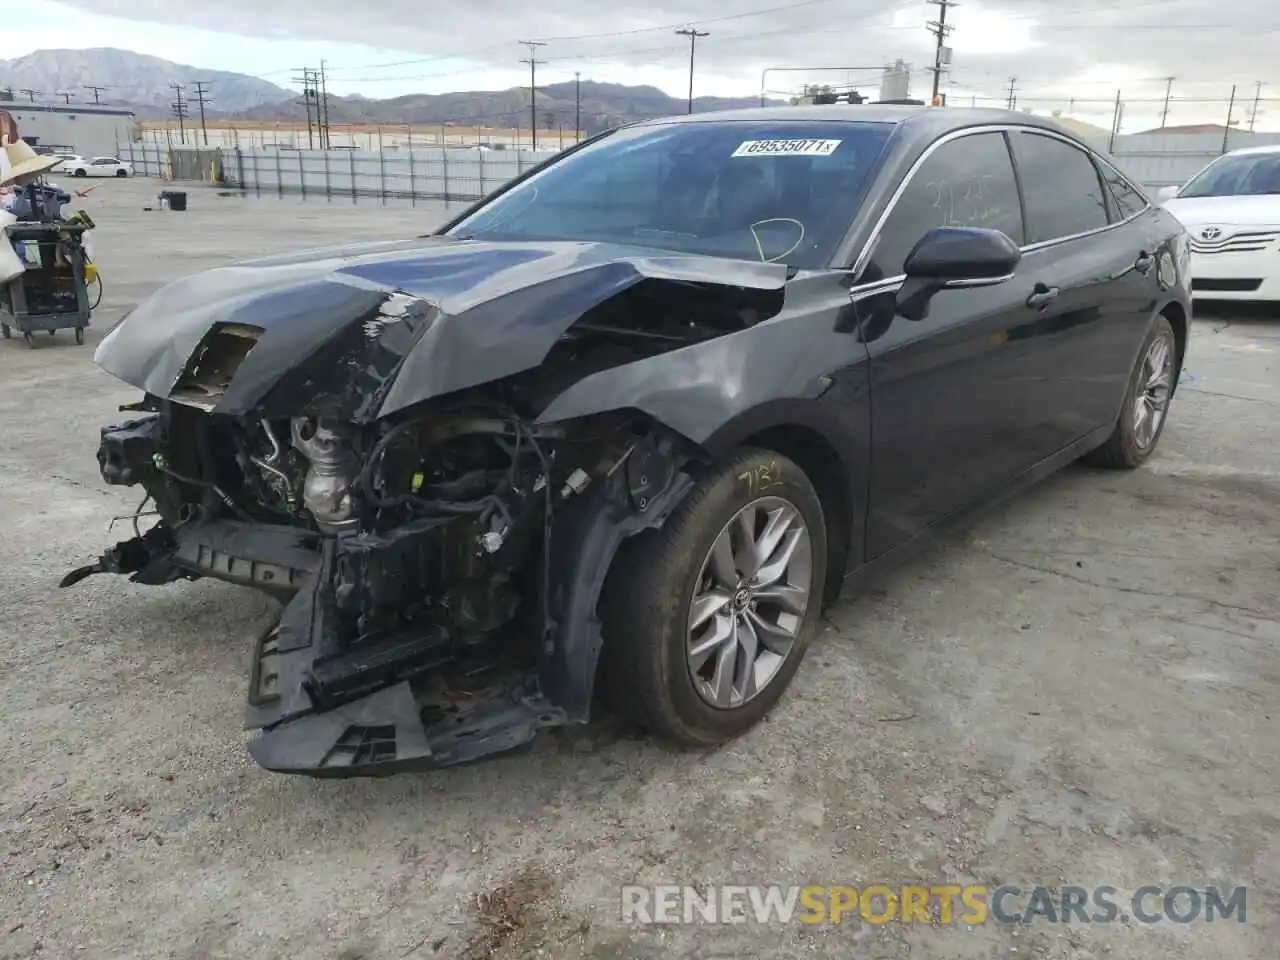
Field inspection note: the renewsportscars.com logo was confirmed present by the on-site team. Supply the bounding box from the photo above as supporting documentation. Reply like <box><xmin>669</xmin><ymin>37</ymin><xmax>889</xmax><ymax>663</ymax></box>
<box><xmin>621</xmin><ymin>884</ymin><xmax>1248</xmax><ymax>925</ymax></box>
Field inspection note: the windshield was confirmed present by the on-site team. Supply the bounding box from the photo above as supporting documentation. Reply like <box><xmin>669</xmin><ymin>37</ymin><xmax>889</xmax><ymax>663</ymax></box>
<box><xmin>444</xmin><ymin>119</ymin><xmax>893</xmax><ymax>269</ymax></box>
<box><xmin>1178</xmin><ymin>152</ymin><xmax>1280</xmax><ymax>198</ymax></box>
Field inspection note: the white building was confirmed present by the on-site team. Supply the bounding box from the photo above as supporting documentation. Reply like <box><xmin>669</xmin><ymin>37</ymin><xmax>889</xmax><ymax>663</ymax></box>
<box><xmin>4</xmin><ymin>101</ymin><xmax>136</xmax><ymax>158</ymax></box>
<box><xmin>879</xmin><ymin>60</ymin><xmax>911</xmax><ymax>102</ymax></box>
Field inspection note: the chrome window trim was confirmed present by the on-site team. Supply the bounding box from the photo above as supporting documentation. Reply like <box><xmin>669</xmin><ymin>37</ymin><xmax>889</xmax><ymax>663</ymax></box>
<box><xmin>847</xmin><ymin>123</ymin><xmax>1153</xmax><ymax>296</ymax></box>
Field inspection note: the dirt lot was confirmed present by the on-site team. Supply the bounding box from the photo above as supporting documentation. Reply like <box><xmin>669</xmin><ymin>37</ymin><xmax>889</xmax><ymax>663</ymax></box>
<box><xmin>1</xmin><ymin>178</ymin><xmax>1277</xmax><ymax>959</ymax></box>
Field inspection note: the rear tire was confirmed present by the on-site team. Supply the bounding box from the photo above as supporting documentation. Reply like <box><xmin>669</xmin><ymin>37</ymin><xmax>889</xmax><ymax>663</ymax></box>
<box><xmin>1082</xmin><ymin>314</ymin><xmax>1177</xmax><ymax>469</ymax></box>
<box><xmin>599</xmin><ymin>447</ymin><xmax>827</xmax><ymax>746</ymax></box>
<box><xmin>73</xmin><ymin>169</ymin><xmax>86</xmax><ymax>178</ymax></box>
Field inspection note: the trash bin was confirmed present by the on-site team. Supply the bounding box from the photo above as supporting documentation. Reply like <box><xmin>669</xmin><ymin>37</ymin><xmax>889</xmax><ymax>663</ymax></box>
<box><xmin>160</xmin><ymin>190</ymin><xmax>187</xmax><ymax>211</ymax></box>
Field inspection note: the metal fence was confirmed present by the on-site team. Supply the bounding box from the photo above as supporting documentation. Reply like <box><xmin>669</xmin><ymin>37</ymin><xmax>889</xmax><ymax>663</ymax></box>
<box><xmin>118</xmin><ymin>127</ymin><xmax>1280</xmax><ymax>204</ymax></box>
<box><xmin>119</xmin><ymin>140</ymin><xmax>553</xmax><ymax>203</ymax></box>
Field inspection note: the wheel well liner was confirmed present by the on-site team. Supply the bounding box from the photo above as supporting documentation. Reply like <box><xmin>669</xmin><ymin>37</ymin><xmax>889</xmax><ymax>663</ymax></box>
<box><xmin>1160</xmin><ymin>300</ymin><xmax>1188</xmax><ymax>387</ymax></box>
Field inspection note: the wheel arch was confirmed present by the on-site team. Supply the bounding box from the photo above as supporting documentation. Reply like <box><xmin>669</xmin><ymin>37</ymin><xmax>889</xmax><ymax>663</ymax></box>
<box><xmin>699</xmin><ymin>398</ymin><xmax>866</xmax><ymax>603</ymax></box>
<box><xmin>543</xmin><ymin>399</ymin><xmax>866</xmax><ymax>722</ymax></box>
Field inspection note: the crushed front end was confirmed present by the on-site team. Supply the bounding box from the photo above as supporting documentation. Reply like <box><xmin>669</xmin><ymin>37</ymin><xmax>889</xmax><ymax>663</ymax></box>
<box><xmin>64</xmin><ymin>240</ymin><xmax>789</xmax><ymax>776</ymax></box>
<box><xmin>69</xmin><ymin>387</ymin><xmax>692</xmax><ymax>777</ymax></box>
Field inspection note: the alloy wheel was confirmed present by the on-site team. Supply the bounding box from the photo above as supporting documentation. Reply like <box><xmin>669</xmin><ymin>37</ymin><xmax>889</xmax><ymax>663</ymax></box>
<box><xmin>686</xmin><ymin>496</ymin><xmax>813</xmax><ymax>709</ymax></box>
<box><xmin>1133</xmin><ymin>332</ymin><xmax>1175</xmax><ymax>451</ymax></box>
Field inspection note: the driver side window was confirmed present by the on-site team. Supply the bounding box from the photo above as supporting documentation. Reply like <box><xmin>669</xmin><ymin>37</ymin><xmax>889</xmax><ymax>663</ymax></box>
<box><xmin>866</xmin><ymin>132</ymin><xmax>1024</xmax><ymax>281</ymax></box>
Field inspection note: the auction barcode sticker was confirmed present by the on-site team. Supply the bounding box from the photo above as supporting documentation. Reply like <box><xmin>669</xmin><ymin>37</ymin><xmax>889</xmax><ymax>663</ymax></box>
<box><xmin>731</xmin><ymin>139</ymin><xmax>842</xmax><ymax>157</ymax></box>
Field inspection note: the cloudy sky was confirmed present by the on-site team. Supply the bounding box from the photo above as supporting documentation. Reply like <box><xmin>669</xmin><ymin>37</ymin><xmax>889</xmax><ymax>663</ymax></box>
<box><xmin>4</xmin><ymin>0</ymin><xmax>1279</xmax><ymax>130</ymax></box>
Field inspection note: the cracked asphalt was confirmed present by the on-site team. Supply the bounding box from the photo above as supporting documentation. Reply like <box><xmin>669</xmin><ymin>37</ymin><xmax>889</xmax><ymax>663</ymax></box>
<box><xmin>1</xmin><ymin>179</ymin><xmax>1277</xmax><ymax>960</ymax></box>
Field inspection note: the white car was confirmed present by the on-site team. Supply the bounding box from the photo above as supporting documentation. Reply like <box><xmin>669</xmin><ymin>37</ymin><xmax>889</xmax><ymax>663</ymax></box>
<box><xmin>1158</xmin><ymin>144</ymin><xmax>1280</xmax><ymax>301</ymax></box>
<box><xmin>61</xmin><ymin>156</ymin><xmax>134</xmax><ymax>178</ymax></box>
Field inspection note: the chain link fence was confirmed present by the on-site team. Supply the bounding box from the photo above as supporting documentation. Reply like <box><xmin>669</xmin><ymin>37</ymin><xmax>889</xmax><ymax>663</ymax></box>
<box><xmin>118</xmin><ymin>140</ymin><xmax>557</xmax><ymax>203</ymax></box>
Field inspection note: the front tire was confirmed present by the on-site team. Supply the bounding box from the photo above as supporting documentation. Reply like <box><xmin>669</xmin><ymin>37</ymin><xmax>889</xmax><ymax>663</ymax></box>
<box><xmin>1082</xmin><ymin>314</ymin><xmax>1177</xmax><ymax>469</ymax></box>
<box><xmin>73</xmin><ymin>169</ymin><xmax>86</xmax><ymax>177</ymax></box>
<box><xmin>600</xmin><ymin>447</ymin><xmax>827</xmax><ymax>746</ymax></box>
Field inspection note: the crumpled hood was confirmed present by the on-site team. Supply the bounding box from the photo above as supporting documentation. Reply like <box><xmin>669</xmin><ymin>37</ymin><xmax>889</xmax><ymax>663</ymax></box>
<box><xmin>94</xmin><ymin>236</ymin><xmax>789</xmax><ymax>423</ymax></box>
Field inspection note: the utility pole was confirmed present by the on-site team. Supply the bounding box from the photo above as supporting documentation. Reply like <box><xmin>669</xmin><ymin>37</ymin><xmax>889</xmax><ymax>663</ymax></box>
<box><xmin>55</xmin><ymin>91</ymin><xmax>73</xmax><ymax>104</ymax></box>
<box><xmin>170</xmin><ymin>83</ymin><xmax>188</xmax><ymax>144</ymax></box>
<box><xmin>313</xmin><ymin>59</ymin><xmax>325</xmax><ymax>148</ymax></box>
<box><xmin>1223</xmin><ymin>83</ymin><xmax>1237</xmax><ymax>153</ymax></box>
<box><xmin>19</xmin><ymin>89</ymin><xmax>39</xmax><ymax>103</ymax></box>
<box><xmin>1005</xmin><ymin>77</ymin><xmax>1017</xmax><ymax>110</ymax></box>
<box><xmin>1159</xmin><ymin>76</ymin><xmax>1174</xmax><ymax>128</ymax></box>
<box><xmin>926</xmin><ymin>0</ymin><xmax>956</xmax><ymax>105</ymax></box>
<box><xmin>293</xmin><ymin>68</ymin><xmax>316</xmax><ymax>149</ymax></box>
<box><xmin>518</xmin><ymin>40</ymin><xmax>547</xmax><ymax>150</ymax></box>
<box><xmin>192</xmin><ymin>80</ymin><xmax>211</xmax><ymax>146</ymax></box>
<box><xmin>83</xmin><ymin>84</ymin><xmax>107</xmax><ymax>105</ymax></box>
<box><xmin>574</xmin><ymin>71</ymin><xmax>581</xmax><ymax>142</ymax></box>
<box><xmin>676</xmin><ymin>28</ymin><xmax>709</xmax><ymax>114</ymax></box>
<box><xmin>1249</xmin><ymin>80</ymin><xmax>1265</xmax><ymax>132</ymax></box>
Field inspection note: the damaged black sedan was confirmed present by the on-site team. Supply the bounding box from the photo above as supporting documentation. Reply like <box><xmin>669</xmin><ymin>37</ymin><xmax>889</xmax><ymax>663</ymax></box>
<box><xmin>66</xmin><ymin>106</ymin><xmax>1191</xmax><ymax>777</ymax></box>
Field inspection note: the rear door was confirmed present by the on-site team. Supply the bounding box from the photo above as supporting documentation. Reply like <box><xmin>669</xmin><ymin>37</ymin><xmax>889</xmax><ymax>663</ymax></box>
<box><xmin>855</xmin><ymin>129</ymin><xmax>1063</xmax><ymax>558</ymax></box>
<box><xmin>1007</xmin><ymin>130</ymin><xmax>1156</xmax><ymax>446</ymax></box>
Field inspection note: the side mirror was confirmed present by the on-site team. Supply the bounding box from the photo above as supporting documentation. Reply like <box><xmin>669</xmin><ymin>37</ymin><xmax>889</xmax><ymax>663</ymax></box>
<box><xmin>1156</xmin><ymin>184</ymin><xmax>1180</xmax><ymax>203</ymax></box>
<box><xmin>896</xmin><ymin>226</ymin><xmax>1021</xmax><ymax>321</ymax></box>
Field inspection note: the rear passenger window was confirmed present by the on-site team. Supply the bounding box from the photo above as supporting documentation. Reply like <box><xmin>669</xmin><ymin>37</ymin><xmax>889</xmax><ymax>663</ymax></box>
<box><xmin>1098</xmin><ymin>164</ymin><xmax>1148</xmax><ymax>221</ymax></box>
<box><xmin>1012</xmin><ymin>132</ymin><xmax>1110</xmax><ymax>242</ymax></box>
<box><xmin>866</xmin><ymin>131</ymin><xmax>1024</xmax><ymax>280</ymax></box>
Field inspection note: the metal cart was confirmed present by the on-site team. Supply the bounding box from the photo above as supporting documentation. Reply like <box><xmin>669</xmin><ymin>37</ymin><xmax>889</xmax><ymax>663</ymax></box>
<box><xmin>1</xmin><ymin>220</ymin><xmax>92</xmax><ymax>346</ymax></box>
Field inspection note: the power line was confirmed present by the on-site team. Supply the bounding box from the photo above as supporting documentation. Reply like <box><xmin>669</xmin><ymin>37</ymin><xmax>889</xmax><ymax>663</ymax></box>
<box><xmin>83</xmin><ymin>84</ymin><xmax>108</xmax><ymax>105</ymax></box>
<box><xmin>927</xmin><ymin>0</ymin><xmax>956</xmax><ymax>105</ymax></box>
<box><xmin>675</xmin><ymin>28</ymin><xmax>710</xmax><ymax>114</ymax></box>
<box><xmin>518</xmin><ymin>40</ymin><xmax>547</xmax><ymax>149</ymax></box>
<box><xmin>327</xmin><ymin>25</ymin><xmax>860</xmax><ymax>83</ymax></box>
<box><xmin>192</xmin><ymin>81</ymin><xmax>212</xmax><ymax>146</ymax></box>
<box><xmin>539</xmin><ymin>0</ymin><xmax>838</xmax><ymax>42</ymax></box>
<box><xmin>318</xmin><ymin>0</ymin><xmax>846</xmax><ymax>73</ymax></box>
<box><xmin>170</xmin><ymin>83</ymin><xmax>189</xmax><ymax>144</ymax></box>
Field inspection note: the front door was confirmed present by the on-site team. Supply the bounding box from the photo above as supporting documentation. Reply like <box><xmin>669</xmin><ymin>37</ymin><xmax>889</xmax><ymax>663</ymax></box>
<box><xmin>853</xmin><ymin>129</ymin><xmax>1064</xmax><ymax>559</ymax></box>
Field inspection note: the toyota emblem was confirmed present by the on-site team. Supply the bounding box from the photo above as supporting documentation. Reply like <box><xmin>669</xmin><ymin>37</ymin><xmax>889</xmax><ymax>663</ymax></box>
<box><xmin>1200</xmin><ymin>226</ymin><xmax>1223</xmax><ymax>241</ymax></box>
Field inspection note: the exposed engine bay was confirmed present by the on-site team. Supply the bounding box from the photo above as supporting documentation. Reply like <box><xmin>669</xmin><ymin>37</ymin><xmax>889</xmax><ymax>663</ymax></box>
<box><xmin>71</xmin><ymin>390</ymin><xmax>694</xmax><ymax>772</ymax></box>
<box><xmin>63</xmin><ymin>236</ymin><xmax>801</xmax><ymax>777</ymax></box>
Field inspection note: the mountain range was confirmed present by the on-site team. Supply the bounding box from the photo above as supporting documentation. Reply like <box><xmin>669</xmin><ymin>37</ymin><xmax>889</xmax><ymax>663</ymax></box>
<box><xmin>0</xmin><ymin>48</ymin><xmax>784</xmax><ymax>133</ymax></box>
<box><xmin>0</xmin><ymin>48</ymin><xmax>292</xmax><ymax>115</ymax></box>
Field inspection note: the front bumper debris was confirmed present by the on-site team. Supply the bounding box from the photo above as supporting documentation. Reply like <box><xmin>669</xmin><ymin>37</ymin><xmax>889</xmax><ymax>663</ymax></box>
<box><xmin>65</xmin><ymin>407</ymin><xmax>697</xmax><ymax>777</ymax></box>
<box><xmin>244</xmin><ymin>540</ymin><xmax>565</xmax><ymax>776</ymax></box>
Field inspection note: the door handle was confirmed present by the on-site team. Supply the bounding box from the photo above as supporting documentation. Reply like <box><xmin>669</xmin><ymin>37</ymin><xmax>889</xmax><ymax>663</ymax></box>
<box><xmin>1026</xmin><ymin>284</ymin><xmax>1060</xmax><ymax>309</ymax></box>
<box><xmin>1134</xmin><ymin>251</ymin><xmax>1156</xmax><ymax>274</ymax></box>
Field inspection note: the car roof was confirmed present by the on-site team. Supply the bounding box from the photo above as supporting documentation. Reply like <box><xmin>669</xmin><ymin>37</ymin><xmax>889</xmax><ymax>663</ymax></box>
<box><xmin>633</xmin><ymin>104</ymin><xmax>1086</xmax><ymax>139</ymax></box>
<box><xmin>1222</xmin><ymin>143</ymin><xmax>1280</xmax><ymax>157</ymax></box>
